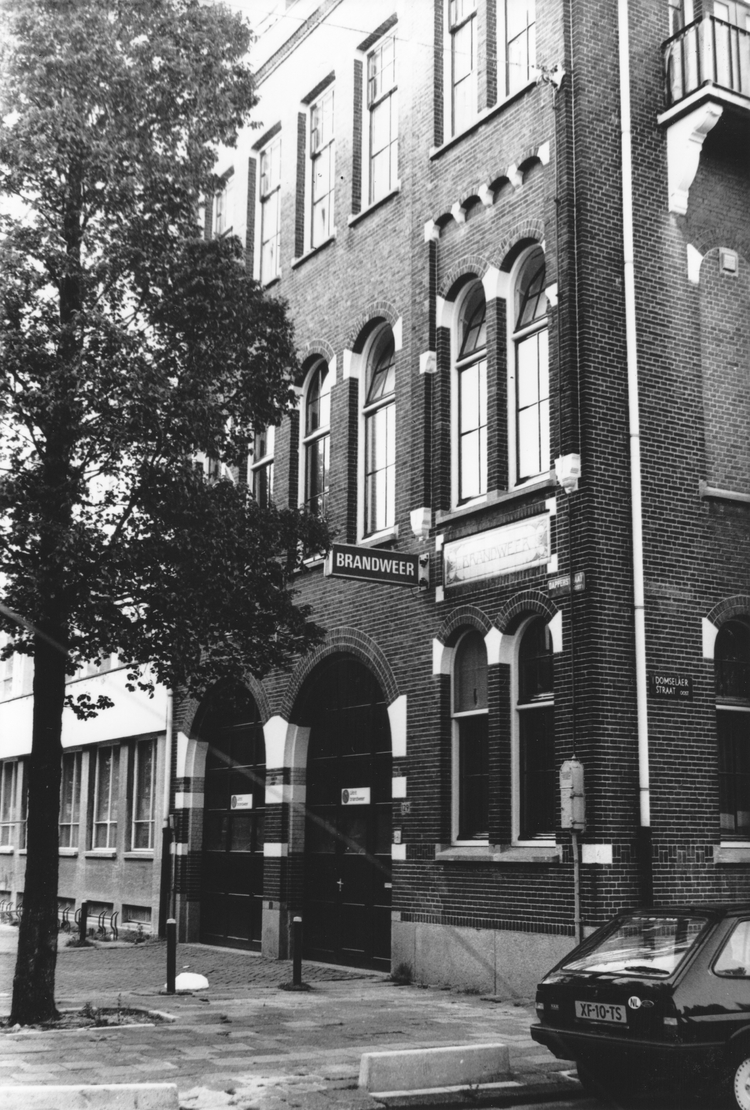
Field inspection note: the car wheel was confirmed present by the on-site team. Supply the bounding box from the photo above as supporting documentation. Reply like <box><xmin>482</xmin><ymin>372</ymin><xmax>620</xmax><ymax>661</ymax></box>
<box><xmin>733</xmin><ymin>1056</ymin><xmax>750</xmax><ymax>1110</ymax></box>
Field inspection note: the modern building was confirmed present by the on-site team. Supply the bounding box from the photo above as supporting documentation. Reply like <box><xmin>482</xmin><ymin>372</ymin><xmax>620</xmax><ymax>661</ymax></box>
<box><xmin>1</xmin><ymin>0</ymin><xmax>748</xmax><ymax>995</ymax></box>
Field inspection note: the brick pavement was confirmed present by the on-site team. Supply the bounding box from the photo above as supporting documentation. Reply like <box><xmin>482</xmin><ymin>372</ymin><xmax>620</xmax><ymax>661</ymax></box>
<box><xmin>0</xmin><ymin>926</ymin><xmax>578</xmax><ymax>1109</ymax></box>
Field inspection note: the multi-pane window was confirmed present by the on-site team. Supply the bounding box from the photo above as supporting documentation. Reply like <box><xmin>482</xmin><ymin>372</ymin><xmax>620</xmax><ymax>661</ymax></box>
<box><xmin>131</xmin><ymin>738</ymin><xmax>156</xmax><ymax>851</ymax></box>
<box><xmin>250</xmin><ymin>426</ymin><xmax>274</xmax><ymax>508</ymax></box>
<box><xmin>453</xmin><ymin>630</ymin><xmax>489</xmax><ymax>841</ymax></box>
<box><xmin>505</xmin><ymin>0</ymin><xmax>536</xmax><ymax>95</ymax></box>
<box><xmin>260</xmin><ymin>134</ymin><xmax>281</xmax><ymax>282</ymax></box>
<box><xmin>368</xmin><ymin>33</ymin><xmax>398</xmax><ymax>203</ymax></box>
<box><xmin>364</xmin><ymin>328</ymin><xmax>396</xmax><ymax>535</ymax></box>
<box><xmin>310</xmin><ymin>88</ymin><xmax>335</xmax><ymax>247</ymax></box>
<box><xmin>457</xmin><ymin>283</ymin><xmax>487</xmax><ymax>503</ymax></box>
<box><xmin>303</xmin><ymin>361</ymin><xmax>331</xmax><ymax>517</ymax></box>
<box><xmin>450</xmin><ymin>0</ymin><xmax>478</xmax><ymax>134</ymax></box>
<box><xmin>59</xmin><ymin>751</ymin><xmax>82</xmax><ymax>849</ymax></box>
<box><xmin>92</xmin><ymin>745</ymin><xmax>119</xmax><ymax>850</ymax></box>
<box><xmin>716</xmin><ymin>619</ymin><xmax>750</xmax><ymax>837</ymax></box>
<box><xmin>214</xmin><ymin>170</ymin><xmax>234</xmax><ymax>238</ymax></box>
<box><xmin>517</xmin><ymin>618</ymin><xmax>555</xmax><ymax>839</ymax></box>
<box><xmin>0</xmin><ymin>762</ymin><xmax>18</xmax><ymax>846</ymax></box>
<box><xmin>514</xmin><ymin>248</ymin><xmax>549</xmax><ymax>482</ymax></box>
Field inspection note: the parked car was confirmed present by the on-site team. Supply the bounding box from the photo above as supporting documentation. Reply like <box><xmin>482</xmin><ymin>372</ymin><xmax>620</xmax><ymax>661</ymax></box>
<box><xmin>531</xmin><ymin>904</ymin><xmax>750</xmax><ymax>1107</ymax></box>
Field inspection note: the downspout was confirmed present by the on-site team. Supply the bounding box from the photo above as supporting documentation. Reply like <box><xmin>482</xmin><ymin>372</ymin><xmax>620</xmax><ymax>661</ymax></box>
<box><xmin>618</xmin><ymin>0</ymin><xmax>652</xmax><ymax>903</ymax></box>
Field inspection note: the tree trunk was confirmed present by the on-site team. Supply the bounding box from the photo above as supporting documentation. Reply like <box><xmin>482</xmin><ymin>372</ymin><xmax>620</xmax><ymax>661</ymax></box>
<box><xmin>10</xmin><ymin>627</ymin><xmax>68</xmax><ymax>1025</ymax></box>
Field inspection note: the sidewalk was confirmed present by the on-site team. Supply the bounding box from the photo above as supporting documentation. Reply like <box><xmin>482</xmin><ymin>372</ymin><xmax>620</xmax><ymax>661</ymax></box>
<box><xmin>0</xmin><ymin>925</ymin><xmax>581</xmax><ymax>1109</ymax></box>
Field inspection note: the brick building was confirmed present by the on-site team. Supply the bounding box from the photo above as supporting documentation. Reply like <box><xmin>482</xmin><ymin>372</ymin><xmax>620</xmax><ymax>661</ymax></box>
<box><xmin>1</xmin><ymin>0</ymin><xmax>748</xmax><ymax>994</ymax></box>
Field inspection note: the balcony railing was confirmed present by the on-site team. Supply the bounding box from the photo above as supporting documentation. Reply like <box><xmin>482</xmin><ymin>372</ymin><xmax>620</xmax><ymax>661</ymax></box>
<box><xmin>665</xmin><ymin>15</ymin><xmax>750</xmax><ymax>108</ymax></box>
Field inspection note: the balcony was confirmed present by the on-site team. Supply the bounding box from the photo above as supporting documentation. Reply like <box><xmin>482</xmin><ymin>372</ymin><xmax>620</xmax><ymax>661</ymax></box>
<box><xmin>659</xmin><ymin>16</ymin><xmax>750</xmax><ymax>214</ymax></box>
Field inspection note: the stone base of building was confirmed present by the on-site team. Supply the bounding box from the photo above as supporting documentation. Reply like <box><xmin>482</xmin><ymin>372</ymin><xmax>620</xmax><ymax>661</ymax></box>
<box><xmin>391</xmin><ymin>919</ymin><xmax>576</xmax><ymax>998</ymax></box>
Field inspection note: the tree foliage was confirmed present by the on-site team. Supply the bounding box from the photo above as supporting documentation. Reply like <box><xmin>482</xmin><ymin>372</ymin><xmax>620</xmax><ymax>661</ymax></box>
<box><xmin>0</xmin><ymin>0</ymin><xmax>328</xmax><ymax>1024</ymax></box>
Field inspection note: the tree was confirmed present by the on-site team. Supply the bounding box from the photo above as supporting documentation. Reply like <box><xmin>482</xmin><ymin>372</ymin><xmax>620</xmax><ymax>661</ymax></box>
<box><xmin>0</xmin><ymin>0</ymin><xmax>328</xmax><ymax>1024</ymax></box>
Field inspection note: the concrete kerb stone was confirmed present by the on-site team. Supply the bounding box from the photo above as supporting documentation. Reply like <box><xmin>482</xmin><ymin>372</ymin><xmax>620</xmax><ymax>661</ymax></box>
<box><xmin>0</xmin><ymin>1083</ymin><xmax>179</xmax><ymax>1109</ymax></box>
<box><xmin>359</xmin><ymin>1042</ymin><xmax>511</xmax><ymax>1095</ymax></box>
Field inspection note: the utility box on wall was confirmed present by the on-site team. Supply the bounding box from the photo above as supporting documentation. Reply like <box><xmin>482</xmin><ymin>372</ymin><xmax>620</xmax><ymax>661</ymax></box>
<box><xmin>560</xmin><ymin>759</ymin><xmax>585</xmax><ymax>830</ymax></box>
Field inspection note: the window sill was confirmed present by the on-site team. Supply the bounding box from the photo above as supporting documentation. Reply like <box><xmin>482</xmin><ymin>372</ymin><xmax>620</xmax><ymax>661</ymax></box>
<box><xmin>262</xmin><ymin>274</ymin><xmax>282</xmax><ymax>290</ymax></box>
<box><xmin>435</xmin><ymin>843</ymin><xmax>561</xmax><ymax>864</ymax></box>
<box><xmin>0</xmin><ymin>845</ymin><xmax>14</xmax><ymax>855</ymax></box>
<box><xmin>85</xmin><ymin>850</ymin><xmax>117</xmax><ymax>859</ymax></box>
<box><xmin>430</xmin><ymin>82</ymin><xmax>537</xmax><ymax>161</ymax></box>
<box><xmin>58</xmin><ymin>848</ymin><xmax>78</xmax><ymax>858</ymax></box>
<box><xmin>124</xmin><ymin>851</ymin><xmax>155</xmax><ymax>860</ymax></box>
<box><xmin>348</xmin><ymin>185</ymin><xmax>401</xmax><ymax>228</ymax></box>
<box><xmin>358</xmin><ymin>525</ymin><xmax>399</xmax><ymax>547</ymax></box>
<box><xmin>435</xmin><ymin>476</ymin><xmax>556</xmax><ymax>527</ymax></box>
<box><xmin>716</xmin><ymin>845</ymin><xmax>750</xmax><ymax>863</ymax></box>
<box><xmin>699</xmin><ymin>481</ymin><xmax>750</xmax><ymax>505</ymax></box>
<box><xmin>291</xmin><ymin>234</ymin><xmax>337</xmax><ymax>269</ymax></box>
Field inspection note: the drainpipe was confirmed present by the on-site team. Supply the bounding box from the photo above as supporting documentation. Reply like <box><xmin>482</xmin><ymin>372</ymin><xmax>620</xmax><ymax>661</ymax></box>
<box><xmin>618</xmin><ymin>0</ymin><xmax>652</xmax><ymax>905</ymax></box>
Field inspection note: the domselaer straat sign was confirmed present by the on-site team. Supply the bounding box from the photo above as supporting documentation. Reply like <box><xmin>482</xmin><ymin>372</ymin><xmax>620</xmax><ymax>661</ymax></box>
<box><xmin>325</xmin><ymin>543</ymin><xmax>420</xmax><ymax>586</ymax></box>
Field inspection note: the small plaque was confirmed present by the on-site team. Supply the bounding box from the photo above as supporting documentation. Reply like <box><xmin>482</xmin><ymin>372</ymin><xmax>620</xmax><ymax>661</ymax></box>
<box><xmin>231</xmin><ymin>793</ymin><xmax>254</xmax><ymax>810</ymax></box>
<box><xmin>400</xmin><ymin>801</ymin><xmax>412</xmax><ymax>816</ymax></box>
<box><xmin>341</xmin><ymin>787</ymin><xmax>370</xmax><ymax>805</ymax></box>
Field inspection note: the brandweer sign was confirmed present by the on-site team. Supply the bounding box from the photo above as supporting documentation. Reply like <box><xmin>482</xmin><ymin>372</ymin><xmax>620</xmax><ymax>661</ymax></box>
<box><xmin>444</xmin><ymin>515</ymin><xmax>550</xmax><ymax>587</ymax></box>
<box><xmin>325</xmin><ymin>543</ymin><xmax>419</xmax><ymax>586</ymax></box>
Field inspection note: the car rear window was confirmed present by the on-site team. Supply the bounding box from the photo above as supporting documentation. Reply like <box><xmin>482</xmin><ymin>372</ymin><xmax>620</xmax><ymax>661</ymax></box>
<box><xmin>560</xmin><ymin>913</ymin><xmax>708</xmax><ymax>977</ymax></box>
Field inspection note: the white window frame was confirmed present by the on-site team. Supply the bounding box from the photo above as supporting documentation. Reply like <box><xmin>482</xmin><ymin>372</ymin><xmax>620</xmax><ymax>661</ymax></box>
<box><xmin>447</xmin><ymin>0</ymin><xmax>478</xmax><ymax>137</ymax></box>
<box><xmin>364</xmin><ymin>30</ymin><xmax>399</xmax><ymax>205</ymax></box>
<box><xmin>92</xmin><ymin>744</ymin><xmax>119</xmax><ymax>851</ymax></box>
<box><xmin>214</xmin><ymin>169</ymin><xmax>235</xmax><ymax>238</ymax></box>
<box><xmin>715</xmin><ymin>619</ymin><xmax>750</xmax><ymax>844</ymax></box>
<box><xmin>300</xmin><ymin>358</ymin><xmax>333</xmax><ymax>518</ymax></box>
<box><xmin>511</xmin><ymin>617</ymin><xmax>556</xmax><ymax>846</ymax></box>
<box><xmin>502</xmin><ymin>0</ymin><xmax>537</xmax><ymax>98</ymax></box>
<box><xmin>59</xmin><ymin>750</ymin><xmax>82</xmax><ymax>850</ymax></box>
<box><xmin>357</xmin><ymin>325</ymin><xmax>398</xmax><ymax>540</ymax></box>
<box><xmin>449</xmin><ymin>281</ymin><xmax>488</xmax><ymax>510</ymax></box>
<box><xmin>259</xmin><ymin>133</ymin><xmax>282</xmax><ymax>284</ymax></box>
<box><xmin>0</xmin><ymin>761</ymin><xmax>19</xmax><ymax>848</ymax></box>
<box><xmin>309</xmin><ymin>85</ymin><xmax>335</xmax><ymax>248</ymax></box>
<box><xmin>131</xmin><ymin>737</ymin><xmax>156</xmax><ymax>852</ymax></box>
<box><xmin>451</xmin><ymin>630</ymin><xmax>490</xmax><ymax>845</ymax></box>
<box><xmin>249</xmin><ymin>425</ymin><xmax>275</xmax><ymax>507</ymax></box>
<box><xmin>507</xmin><ymin>246</ymin><xmax>550</xmax><ymax>488</ymax></box>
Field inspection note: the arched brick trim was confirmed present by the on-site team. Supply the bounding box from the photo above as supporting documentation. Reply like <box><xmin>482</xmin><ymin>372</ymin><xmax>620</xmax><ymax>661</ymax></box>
<box><xmin>495</xmin><ymin>589</ymin><xmax>559</xmax><ymax>633</ymax></box>
<box><xmin>280</xmin><ymin>626</ymin><xmax>400</xmax><ymax>720</ymax></box>
<box><xmin>181</xmin><ymin>674</ymin><xmax>273</xmax><ymax>739</ymax></box>
<box><xmin>296</xmin><ymin>341</ymin><xmax>336</xmax><ymax>385</ymax></box>
<box><xmin>440</xmin><ymin>255</ymin><xmax>493</xmax><ymax>299</ymax></box>
<box><xmin>696</xmin><ymin>243</ymin><xmax>750</xmax><ymax>284</ymax></box>
<box><xmin>345</xmin><ymin>301</ymin><xmax>400</xmax><ymax>350</ymax></box>
<box><xmin>436</xmin><ymin>604</ymin><xmax>494</xmax><ymax>644</ymax></box>
<box><xmin>497</xmin><ymin>220</ymin><xmax>546</xmax><ymax>270</ymax></box>
<box><xmin>689</xmin><ymin>231</ymin><xmax>750</xmax><ymax>264</ymax></box>
<box><xmin>706</xmin><ymin>595</ymin><xmax>750</xmax><ymax>628</ymax></box>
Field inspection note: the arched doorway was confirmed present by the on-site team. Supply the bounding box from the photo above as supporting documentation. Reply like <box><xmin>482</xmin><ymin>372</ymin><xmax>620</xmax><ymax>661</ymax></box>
<box><xmin>302</xmin><ymin>656</ymin><xmax>392</xmax><ymax>971</ymax></box>
<box><xmin>199</xmin><ymin>687</ymin><xmax>265</xmax><ymax>949</ymax></box>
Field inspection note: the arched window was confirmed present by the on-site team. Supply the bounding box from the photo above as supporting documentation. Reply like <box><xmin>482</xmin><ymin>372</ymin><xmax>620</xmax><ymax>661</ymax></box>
<box><xmin>364</xmin><ymin>327</ymin><xmax>396</xmax><ymax>535</ymax></box>
<box><xmin>517</xmin><ymin>617</ymin><xmax>554</xmax><ymax>839</ymax></box>
<box><xmin>302</xmin><ymin>360</ymin><xmax>330</xmax><ymax>517</ymax></box>
<box><xmin>513</xmin><ymin>247</ymin><xmax>549</xmax><ymax>483</ymax></box>
<box><xmin>716</xmin><ymin>618</ymin><xmax>750</xmax><ymax>837</ymax></box>
<box><xmin>452</xmin><ymin>630</ymin><xmax>489</xmax><ymax>841</ymax></box>
<box><xmin>456</xmin><ymin>282</ymin><xmax>487</xmax><ymax>504</ymax></box>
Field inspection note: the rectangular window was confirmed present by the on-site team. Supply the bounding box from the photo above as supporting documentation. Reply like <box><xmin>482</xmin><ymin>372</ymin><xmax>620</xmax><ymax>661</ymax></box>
<box><xmin>214</xmin><ymin>170</ymin><xmax>235</xmax><ymax>238</ymax></box>
<box><xmin>260</xmin><ymin>135</ymin><xmax>282</xmax><ymax>282</ymax></box>
<box><xmin>310</xmin><ymin>88</ymin><xmax>335</xmax><ymax>247</ymax></box>
<box><xmin>458</xmin><ymin>358</ymin><xmax>488</xmax><ymax>501</ymax></box>
<box><xmin>367</xmin><ymin>33</ymin><xmax>398</xmax><ymax>202</ymax></box>
<box><xmin>516</xmin><ymin>329</ymin><xmax>549</xmax><ymax>481</ymax></box>
<box><xmin>0</xmin><ymin>762</ymin><xmax>17</xmax><ymax>846</ymax></box>
<box><xmin>505</xmin><ymin>0</ymin><xmax>536</xmax><ymax>96</ymax></box>
<box><xmin>59</xmin><ymin>751</ymin><xmax>82</xmax><ymax>849</ymax></box>
<box><xmin>131</xmin><ymin>738</ymin><xmax>156</xmax><ymax>851</ymax></box>
<box><xmin>519</xmin><ymin>704</ymin><xmax>555</xmax><ymax>838</ymax></box>
<box><xmin>365</xmin><ymin>402</ymin><xmax>396</xmax><ymax>534</ymax></box>
<box><xmin>250</xmin><ymin>426</ymin><xmax>274</xmax><ymax>508</ymax></box>
<box><xmin>92</xmin><ymin>746</ymin><xmax>119</xmax><ymax>850</ymax></box>
<box><xmin>718</xmin><ymin>710</ymin><xmax>750</xmax><ymax>835</ymax></box>
<box><xmin>305</xmin><ymin>435</ymin><xmax>330</xmax><ymax>517</ymax></box>
<box><xmin>450</xmin><ymin>0</ymin><xmax>478</xmax><ymax>133</ymax></box>
<box><xmin>457</xmin><ymin>715</ymin><xmax>489</xmax><ymax>839</ymax></box>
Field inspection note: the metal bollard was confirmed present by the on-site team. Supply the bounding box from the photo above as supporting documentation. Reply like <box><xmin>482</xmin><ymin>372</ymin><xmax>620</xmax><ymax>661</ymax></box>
<box><xmin>292</xmin><ymin>916</ymin><xmax>302</xmax><ymax>987</ymax></box>
<box><xmin>166</xmin><ymin>918</ymin><xmax>176</xmax><ymax>994</ymax></box>
<box><xmin>78</xmin><ymin>900</ymin><xmax>88</xmax><ymax>944</ymax></box>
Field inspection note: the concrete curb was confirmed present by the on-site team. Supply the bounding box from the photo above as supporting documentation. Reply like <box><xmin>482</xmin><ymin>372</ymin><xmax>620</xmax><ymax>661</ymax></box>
<box><xmin>0</xmin><ymin>1083</ymin><xmax>179</xmax><ymax>1109</ymax></box>
<box><xmin>372</xmin><ymin>1074</ymin><xmax>585</xmax><ymax>1107</ymax></box>
<box><xmin>360</xmin><ymin>1043</ymin><xmax>511</xmax><ymax>1094</ymax></box>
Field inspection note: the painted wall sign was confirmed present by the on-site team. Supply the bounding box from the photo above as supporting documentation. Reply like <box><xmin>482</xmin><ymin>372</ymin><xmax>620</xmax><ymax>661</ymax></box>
<box><xmin>231</xmin><ymin>793</ymin><xmax>254</xmax><ymax>809</ymax></box>
<box><xmin>548</xmin><ymin>571</ymin><xmax>586</xmax><ymax>597</ymax></box>
<box><xmin>341</xmin><ymin>787</ymin><xmax>371</xmax><ymax>805</ymax></box>
<box><xmin>325</xmin><ymin>543</ymin><xmax>419</xmax><ymax>586</ymax></box>
<box><xmin>444</xmin><ymin>515</ymin><xmax>550</xmax><ymax>588</ymax></box>
<box><xmin>648</xmin><ymin>673</ymin><xmax>694</xmax><ymax>700</ymax></box>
